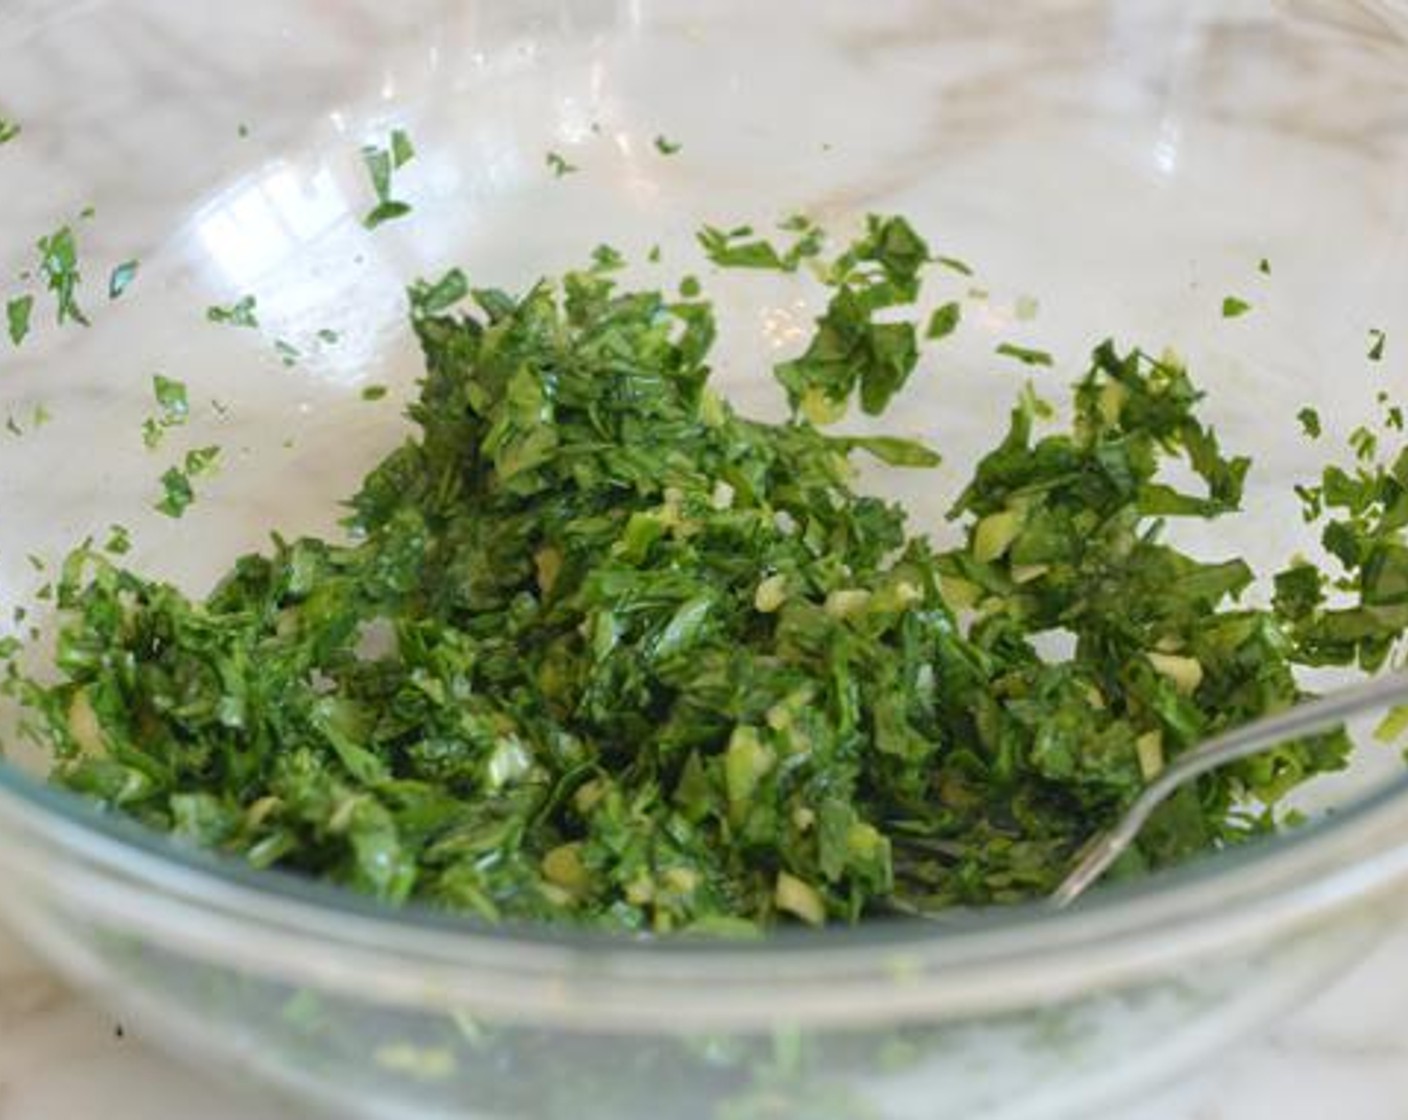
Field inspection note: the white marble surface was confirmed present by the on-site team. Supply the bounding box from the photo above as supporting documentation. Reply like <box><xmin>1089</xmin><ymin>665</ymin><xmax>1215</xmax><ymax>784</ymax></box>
<box><xmin>3</xmin><ymin>2</ymin><xmax>1408</xmax><ymax>1118</ymax></box>
<box><xmin>0</xmin><ymin>918</ymin><xmax>1406</xmax><ymax>1120</ymax></box>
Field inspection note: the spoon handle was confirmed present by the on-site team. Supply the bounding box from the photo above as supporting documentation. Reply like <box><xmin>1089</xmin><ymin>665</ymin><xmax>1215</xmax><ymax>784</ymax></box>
<box><xmin>1051</xmin><ymin>672</ymin><xmax>1408</xmax><ymax>909</ymax></box>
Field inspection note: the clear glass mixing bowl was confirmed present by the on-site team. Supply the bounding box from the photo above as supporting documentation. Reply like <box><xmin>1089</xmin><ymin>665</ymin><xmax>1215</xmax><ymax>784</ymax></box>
<box><xmin>2</xmin><ymin>2</ymin><xmax>1408</xmax><ymax>1117</ymax></box>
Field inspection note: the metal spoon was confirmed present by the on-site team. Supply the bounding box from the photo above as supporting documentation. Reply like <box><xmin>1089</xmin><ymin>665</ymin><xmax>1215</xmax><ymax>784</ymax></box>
<box><xmin>1050</xmin><ymin>672</ymin><xmax>1408</xmax><ymax>908</ymax></box>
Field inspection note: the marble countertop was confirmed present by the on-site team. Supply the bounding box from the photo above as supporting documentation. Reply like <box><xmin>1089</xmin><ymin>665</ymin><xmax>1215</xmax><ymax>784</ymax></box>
<box><xmin>3</xmin><ymin>2</ymin><xmax>1408</xmax><ymax>1118</ymax></box>
<box><xmin>0</xmin><ymin>919</ymin><xmax>1405</xmax><ymax>1120</ymax></box>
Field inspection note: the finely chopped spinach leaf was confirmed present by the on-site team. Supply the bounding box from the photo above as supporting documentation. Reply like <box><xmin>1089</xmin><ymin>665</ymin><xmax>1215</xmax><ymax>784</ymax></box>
<box><xmin>15</xmin><ymin>221</ymin><xmax>1404</xmax><ymax>931</ymax></box>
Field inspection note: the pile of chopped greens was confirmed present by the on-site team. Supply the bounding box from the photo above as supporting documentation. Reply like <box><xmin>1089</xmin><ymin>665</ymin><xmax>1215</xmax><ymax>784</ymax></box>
<box><xmin>11</xmin><ymin>214</ymin><xmax>1408</xmax><ymax>933</ymax></box>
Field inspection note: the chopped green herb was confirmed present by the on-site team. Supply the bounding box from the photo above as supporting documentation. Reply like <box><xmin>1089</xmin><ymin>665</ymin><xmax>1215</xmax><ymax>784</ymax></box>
<box><xmin>103</xmin><ymin>524</ymin><xmax>132</xmax><ymax>555</ymax></box>
<box><xmin>697</xmin><ymin>225</ymin><xmax>785</xmax><ymax>270</ymax></box>
<box><xmin>390</xmin><ymin>128</ymin><xmax>415</xmax><ymax>169</ymax></box>
<box><xmin>361</xmin><ymin>384</ymin><xmax>389</xmax><ymax>401</ymax></box>
<box><xmin>36</xmin><ymin>226</ymin><xmax>88</xmax><ymax>326</ymax></box>
<box><xmin>1297</xmin><ymin>406</ymin><xmax>1322</xmax><ymax>440</ymax></box>
<box><xmin>589</xmin><ymin>244</ymin><xmax>625</xmax><ymax>273</ymax></box>
<box><xmin>1258</xmin><ymin>257</ymin><xmax>1272</xmax><ymax>276</ymax></box>
<box><xmin>934</xmin><ymin>255</ymin><xmax>974</xmax><ymax>277</ymax></box>
<box><xmin>773</xmin><ymin>215</ymin><xmax>931</xmax><ymax>420</ymax></box>
<box><xmin>654</xmin><ymin>135</ymin><xmax>683</xmax><ymax>155</ymax></box>
<box><xmin>147</xmin><ymin>441</ymin><xmax>219</xmax><ymax>516</ymax></box>
<box><xmin>184</xmin><ymin>445</ymin><xmax>221</xmax><ymax>477</ymax></box>
<box><xmin>275</xmin><ymin>339</ymin><xmax>301</xmax><ymax>366</ymax></box>
<box><xmin>1222</xmin><ymin>296</ymin><xmax>1252</xmax><ymax>319</ymax></box>
<box><xmin>361</xmin><ymin>130</ymin><xmax>416</xmax><ymax>229</ymax></box>
<box><xmin>363</xmin><ymin>200</ymin><xmax>413</xmax><ymax>230</ymax></box>
<box><xmin>107</xmin><ymin>259</ymin><xmax>139</xmax><ymax>300</ymax></box>
<box><xmin>154</xmin><ymin>467</ymin><xmax>194</xmax><ymax>518</ymax></box>
<box><xmin>316</xmin><ymin>328</ymin><xmax>341</xmax><ymax>344</ymax></box>
<box><xmin>0</xmin><ymin>118</ymin><xmax>19</xmax><ymax>145</ymax></box>
<box><xmin>1369</xmin><ymin>329</ymin><xmax>1387</xmax><ymax>362</ymax></box>
<box><xmin>1375</xmin><ymin>705</ymin><xmax>1408</xmax><ymax>744</ymax></box>
<box><xmin>775</xmin><ymin>286</ymin><xmax>918</xmax><ymax>420</ymax></box>
<box><xmin>206</xmin><ymin>294</ymin><xmax>259</xmax><ymax>328</ymax></box>
<box><xmin>143</xmin><ymin>374</ymin><xmax>190</xmax><ymax>450</ymax></box>
<box><xmin>647</xmin><ymin>245</ymin><xmax>662</xmax><ymax>264</ymax></box>
<box><xmin>6</xmin><ymin>294</ymin><xmax>33</xmax><ymax>346</ymax></box>
<box><xmin>995</xmin><ymin>342</ymin><xmax>1054</xmax><ymax>368</ymax></box>
<box><xmin>678</xmin><ymin>275</ymin><xmax>702</xmax><ymax>299</ymax></box>
<box><xmin>1349</xmin><ymin>425</ymin><xmax>1378</xmax><ymax>463</ymax></box>
<box><xmin>925</xmin><ymin>301</ymin><xmax>961</xmax><ymax>340</ymax></box>
<box><xmin>153</xmin><ymin>374</ymin><xmax>188</xmax><ymax>418</ymax></box>
<box><xmin>546</xmin><ymin>151</ymin><xmax>577</xmax><ymax>178</ymax></box>
<box><xmin>409</xmin><ymin>269</ymin><xmax>469</xmax><ymax>317</ymax></box>
<box><xmin>696</xmin><ymin>214</ymin><xmax>824</xmax><ymax>272</ymax></box>
<box><xmin>18</xmin><ymin>217</ymin><xmax>1408</xmax><ymax>935</ymax></box>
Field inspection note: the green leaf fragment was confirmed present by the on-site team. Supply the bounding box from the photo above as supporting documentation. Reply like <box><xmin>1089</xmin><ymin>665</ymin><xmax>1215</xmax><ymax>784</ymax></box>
<box><xmin>364</xmin><ymin>200</ymin><xmax>412</xmax><ymax>229</ymax></box>
<box><xmin>934</xmin><ymin>255</ymin><xmax>973</xmax><ymax>277</ymax></box>
<box><xmin>206</xmin><ymin>295</ymin><xmax>259</xmax><ymax>328</ymax></box>
<box><xmin>589</xmin><ymin>244</ymin><xmax>625</xmax><ymax>273</ymax></box>
<box><xmin>153</xmin><ymin>374</ymin><xmax>189</xmax><ymax>422</ymax></box>
<box><xmin>1222</xmin><ymin>296</ymin><xmax>1252</xmax><ymax>319</ymax></box>
<box><xmin>103</xmin><ymin>525</ymin><xmax>132</xmax><ymax>555</ymax></box>
<box><xmin>390</xmin><ymin>128</ymin><xmax>415</xmax><ymax>169</ymax></box>
<box><xmin>6</xmin><ymin>294</ymin><xmax>33</xmax><ymax>345</ymax></box>
<box><xmin>409</xmin><ymin>269</ymin><xmax>469</xmax><ymax>317</ymax></box>
<box><xmin>108</xmin><ymin>260</ymin><xmax>139</xmax><ymax>299</ymax></box>
<box><xmin>155</xmin><ymin>468</ymin><xmax>194</xmax><ymax>517</ymax></box>
<box><xmin>361</xmin><ymin>131</ymin><xmax>415</xmax><ymax>228</ymax></box>
<box><xmin>697</xmin><ymin>214</ymin><xmax>824</xmax><ymax>272</ymax></box>
<box><xmin>1375</xmin><ymin>705</ymin><xmax>1408</xmax><ymax>743</ymax></box>
<box><xmin>1369</xmin><ymin>329</ymin><xmax>1387</xmax><ymax>362</ymax></box>
<box><xmin>995</xmin><ymin>342</ymin><xmax>1054</xmax><ymax>368</ymax></box>
<box><xmin>184</xmin><ymin>445</ymin><xmax>221</xmax><ymax>477</ymax></box>
<box><xmin>36</xmin><ymin>225</ymin><xmax>88</xmax><ymax>326</ymax></box>
<box><xmin>925</xmin><ymin>301</ymin><xmax>961</xmax><ymax>340</ymax></box>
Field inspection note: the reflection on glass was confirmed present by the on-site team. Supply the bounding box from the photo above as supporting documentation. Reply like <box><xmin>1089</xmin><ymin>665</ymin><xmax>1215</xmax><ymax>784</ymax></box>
<box><xmin>188</xmin><ymin>159</ymin><xmax>395</xmax><ymax>387</ymax></box>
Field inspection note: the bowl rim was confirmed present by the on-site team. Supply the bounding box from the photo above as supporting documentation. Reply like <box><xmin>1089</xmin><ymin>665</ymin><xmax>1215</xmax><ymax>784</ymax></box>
<box><xmin>3</xmin><ymin>747</ymin><xmax>1408</xmax><ymax>1028</ymax></box>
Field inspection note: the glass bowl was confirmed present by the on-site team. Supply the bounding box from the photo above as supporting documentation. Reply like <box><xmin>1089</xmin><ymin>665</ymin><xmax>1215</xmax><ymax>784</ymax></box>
<box><xmin>2</xmin><ymin>1</ymin><xmax>1408</xmax><ymax>1117</ymax></box>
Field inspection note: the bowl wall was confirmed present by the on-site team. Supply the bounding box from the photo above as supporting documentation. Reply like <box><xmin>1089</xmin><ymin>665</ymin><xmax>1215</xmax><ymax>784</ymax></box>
<box><xmin>3</xmin><ymin>1</ymin><xmax>1408</xmax><ymax>1117</ymax></box>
